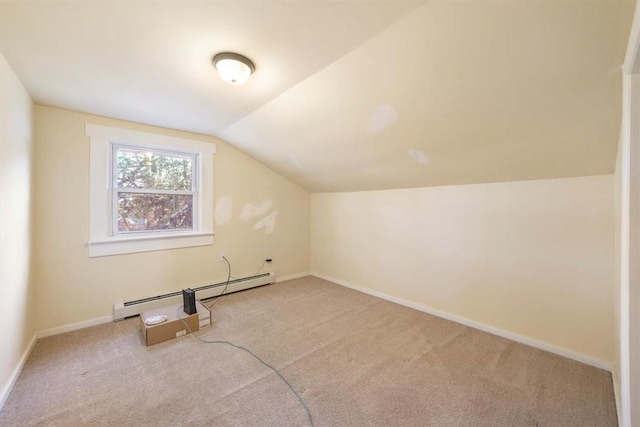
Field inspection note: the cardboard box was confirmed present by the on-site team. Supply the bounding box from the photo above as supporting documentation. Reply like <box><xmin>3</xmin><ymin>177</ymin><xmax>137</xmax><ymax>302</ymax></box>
<box><xmin>198</xmin><ymin>301</ymin><xmax>211</xmax><ymax>330</ymax></box>
<box><xmin>140</xmin><ymin>301</ymin><xmax>211</xmax><ymax>346</ymax></box>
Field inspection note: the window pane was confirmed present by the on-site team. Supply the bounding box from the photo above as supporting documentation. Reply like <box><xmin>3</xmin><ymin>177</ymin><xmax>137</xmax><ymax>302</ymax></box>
<box><xmin>116</xmin><ymin>148</ymin><xmax>193</xmax><ymax>191</ymax></box>
<box><xmin>117</xmin><ymin>193</ymin><xmax>193</xmax><ymax>232</ymax></box>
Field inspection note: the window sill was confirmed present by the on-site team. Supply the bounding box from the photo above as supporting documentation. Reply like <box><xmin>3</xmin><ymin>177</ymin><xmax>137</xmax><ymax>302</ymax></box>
<box><xmin>88</xmin><ymin>232</ymin><xmax>214</xmax><ymax>257</ymax></box>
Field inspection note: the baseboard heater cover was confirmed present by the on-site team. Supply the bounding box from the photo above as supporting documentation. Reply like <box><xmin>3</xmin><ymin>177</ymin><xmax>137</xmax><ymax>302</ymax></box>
<box><xmin>113</xmin><ymin>272</ymin><xmax>275</xmax><ymax>320</ymax></box>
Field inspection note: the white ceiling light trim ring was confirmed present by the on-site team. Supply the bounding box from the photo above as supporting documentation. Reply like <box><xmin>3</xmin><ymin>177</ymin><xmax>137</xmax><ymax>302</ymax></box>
<box><xmin>212</xmin><ymin>52</ymin><xmax>255</xmax><ymax>85</ymax></box>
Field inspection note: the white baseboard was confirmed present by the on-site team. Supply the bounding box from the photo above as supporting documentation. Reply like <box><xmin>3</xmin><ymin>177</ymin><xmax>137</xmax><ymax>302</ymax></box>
<box><xmin>0</xmin><ymin>333</ymin><xmax>37</xmax><ymax>412</ymax></box>
<box><xmin>2</xmin><ymin>316</ymin><xmax>112</xmax><ymax>410</ymax></box>
<box><xmin>276</xmin><ymin>272</ymin><xmax>310</xmax><ymax>283</ymax></box>
<box><xmin>37</xmin><ymin>315</ymin><xmax>113</xmax><ymax>339</ymax></box>
<box><xmin>612</xmin><ymin>366</ymin><xmax>622</xmax><ymax>426</ymax></box>
<box><xmin>27</xmin><ymin>272</ymin><xmax>307</xmax><ymax>338</ymax></box>
<box><xmin>34</xmin><ymin>272</ymin><xmax>310</xmax><ymax>337</ymax></box>
<box><xmin>311</xmin><ymin>272</ymin><xmax>612</xmax><ymax>372</ymax></box>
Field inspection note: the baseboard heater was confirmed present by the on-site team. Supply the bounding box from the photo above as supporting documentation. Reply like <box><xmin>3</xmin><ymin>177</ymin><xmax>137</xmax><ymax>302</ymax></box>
<box><xmin>113</xmin><ymin>272</ymin><xmax>275</xmax><ymax>321</ymax></box>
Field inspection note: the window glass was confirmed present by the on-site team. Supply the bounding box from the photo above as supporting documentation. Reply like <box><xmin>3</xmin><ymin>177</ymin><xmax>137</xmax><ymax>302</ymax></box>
<box><xmin>114</xmin><ymin>146</ymin><xmax>196</xmax><ymax>234</ymax></box>
<box><xmin>117</xmin><ymin>193</ymin><xmax>193</xmax><ymax>232</ymax></box>
<box><xmin>116</xmin><ymin>148</ymin><xmax>193</xmax><ymax>191</ymax></box>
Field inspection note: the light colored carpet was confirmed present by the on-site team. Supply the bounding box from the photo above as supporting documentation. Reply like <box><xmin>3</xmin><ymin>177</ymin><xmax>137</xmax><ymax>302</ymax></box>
<box><xmin>0</xmin><ymin>276</ymin><xmax>617</xmax><ymax>426</ymax></box>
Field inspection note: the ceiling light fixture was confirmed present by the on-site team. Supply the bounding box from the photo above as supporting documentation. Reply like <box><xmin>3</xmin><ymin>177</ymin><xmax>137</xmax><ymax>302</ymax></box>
<box><xmin>212</xmin><ymin>52</ymin><xmax>255</xmax><ymax>85</ymax></box>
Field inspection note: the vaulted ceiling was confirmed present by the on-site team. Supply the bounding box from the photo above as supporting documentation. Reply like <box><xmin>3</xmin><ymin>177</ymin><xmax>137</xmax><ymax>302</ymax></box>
<box><xmin>0</xmin><ymin>1</ymin><xmax>633</xmax><ymax>192</ymax></box>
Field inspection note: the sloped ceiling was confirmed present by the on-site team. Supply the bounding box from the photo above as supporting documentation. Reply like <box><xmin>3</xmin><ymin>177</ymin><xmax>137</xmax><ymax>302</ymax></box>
<box><xmin>0</xmin><ymin>1</ymin><xmax>633</xmax><ymax>192</ymax></box>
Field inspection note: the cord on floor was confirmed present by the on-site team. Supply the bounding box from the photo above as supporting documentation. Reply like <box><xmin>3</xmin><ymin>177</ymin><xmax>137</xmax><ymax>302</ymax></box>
<box><xmin>175</xmin><ymin>303</ymin><xmax>313</xmax><ymax>427</ymax></box>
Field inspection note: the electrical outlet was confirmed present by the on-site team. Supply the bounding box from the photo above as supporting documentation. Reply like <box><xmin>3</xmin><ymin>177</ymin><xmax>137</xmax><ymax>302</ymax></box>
<box><xmin>218</xmin><ymin>251</ymin><xmax>225</xmax><ymax>262</ymax></box>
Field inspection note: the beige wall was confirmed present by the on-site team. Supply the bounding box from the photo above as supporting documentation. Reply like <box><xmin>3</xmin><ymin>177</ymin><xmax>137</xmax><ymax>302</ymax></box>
<box><xmin>311</xmin><ymin>175</ymin><xmax>615</xmax><ymax>363</ymax></box>
<box><xmin>0</xmin><ymin>54</ymin><xmax>35</xmax><ymax>404</ymax></box>
<box><xmin>33</xmin><ymin>105</ymin><xmax>310</xmax><ymax>332</ymax></box>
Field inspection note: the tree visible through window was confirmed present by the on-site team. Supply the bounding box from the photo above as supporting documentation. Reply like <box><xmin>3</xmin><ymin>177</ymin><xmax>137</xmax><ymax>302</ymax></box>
<box><xmin>114</xmin><ymin>146</ymin><xmax>197</xmax><ymax>233</ymax></box>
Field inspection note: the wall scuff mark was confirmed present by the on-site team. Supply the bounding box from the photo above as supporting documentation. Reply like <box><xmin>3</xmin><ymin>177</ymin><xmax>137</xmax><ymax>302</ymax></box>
<box><xmin>253</xmin><ymin>211</ymin><xmax>278</xmax><ymax>234</ymax></box>
<box><xmin>215</xmin><ymin>195</ymin><xmax>233</xmax><ymax>225</ymax></box>
<box><xmin>241</xmin><ymin>200</ymin><xmax>273</xmax><ymax>220</ymax></box>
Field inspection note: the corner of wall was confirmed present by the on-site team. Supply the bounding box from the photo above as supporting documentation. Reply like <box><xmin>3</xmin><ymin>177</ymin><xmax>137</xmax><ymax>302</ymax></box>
<box><xmin>0</xmin><ymin>53</ymin><xmax>37</xmax><ymax>411</ymax></box>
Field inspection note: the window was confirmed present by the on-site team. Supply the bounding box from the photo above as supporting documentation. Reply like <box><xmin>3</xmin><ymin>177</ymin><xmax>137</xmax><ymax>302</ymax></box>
<box><xmin>87</xmin><ymin>124</ymin><xmax>215</xmax><ymax>257</ymax></box>
<box><xmin>114</xmin><ymin>146</ymin><xmax>196</xmax><ymax>233</ymax></box>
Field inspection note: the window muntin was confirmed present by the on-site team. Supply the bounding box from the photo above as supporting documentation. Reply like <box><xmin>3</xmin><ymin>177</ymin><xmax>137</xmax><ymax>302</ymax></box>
<box><xmin>113</xmin><ymin>145</ymin><xmax>198</xmax><ymax>234</ymax></box>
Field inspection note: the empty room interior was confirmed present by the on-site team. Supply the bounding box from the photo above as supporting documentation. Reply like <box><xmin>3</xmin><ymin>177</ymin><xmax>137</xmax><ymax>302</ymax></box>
<box><xmin>1</xmin><ymin>1</ymin><xmax>640</xmax><ymax>426</ymax></box>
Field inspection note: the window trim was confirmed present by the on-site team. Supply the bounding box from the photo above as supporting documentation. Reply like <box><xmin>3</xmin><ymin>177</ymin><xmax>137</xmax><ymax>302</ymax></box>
<box><xmin>86</xmin><ymin>124</ymin><xmax>215</xmax><ymax>257</ymax></box>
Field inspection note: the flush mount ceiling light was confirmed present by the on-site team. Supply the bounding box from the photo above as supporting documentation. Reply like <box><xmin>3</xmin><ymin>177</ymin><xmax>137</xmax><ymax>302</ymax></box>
<box><xmin>212</xmin><ymin>52</ymin><xmax>255</xmax><ymax>85</ymax></box>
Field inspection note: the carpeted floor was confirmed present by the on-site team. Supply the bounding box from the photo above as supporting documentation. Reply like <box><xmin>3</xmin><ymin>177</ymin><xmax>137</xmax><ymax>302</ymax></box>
<box><xmin>0</xmin><ymin>276</ymin><xmax>617</xmax><ymax>426</ymax></box>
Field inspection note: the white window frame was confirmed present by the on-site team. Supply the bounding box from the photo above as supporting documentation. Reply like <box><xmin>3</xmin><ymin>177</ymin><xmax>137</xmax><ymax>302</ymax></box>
<box><xmin>112</xmin><ymin>144</ymin><xmax>198</xmax><ymax>235</ymax></box>
<box><xmin>86</xmin><ymin>124</ymin><xmax>215</xmax><ymax>257</ymax></box>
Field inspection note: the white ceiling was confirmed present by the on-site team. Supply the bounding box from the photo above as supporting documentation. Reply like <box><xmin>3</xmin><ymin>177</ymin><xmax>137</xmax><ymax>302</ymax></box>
<box><xmin>0</xmin><ymin>1</ymin><xmax>633</xmax><ymax>192</ymax></box>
